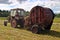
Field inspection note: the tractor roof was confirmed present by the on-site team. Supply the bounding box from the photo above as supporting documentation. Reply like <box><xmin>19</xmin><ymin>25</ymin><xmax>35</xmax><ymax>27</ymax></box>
<box><xmin>11</xmin><ymin>8</ymin><xmax>25</xmax><ymax>11</ymax></box>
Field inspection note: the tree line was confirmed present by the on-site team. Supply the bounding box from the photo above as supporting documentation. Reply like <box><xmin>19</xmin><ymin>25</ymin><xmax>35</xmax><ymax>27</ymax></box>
<box><xmin>0</xmin><ymin>10</ymin><xmax>10</xmax><ymax>17</ymax></box>
<box><xmin>0</xmin><ymin>10</ymin><xmax>60</xmax><ymax>17</ymax></box>
<box><xmin>55</xmin><ymin>14</ymin><xmax>60</xmax><ymax>18</ymax></box>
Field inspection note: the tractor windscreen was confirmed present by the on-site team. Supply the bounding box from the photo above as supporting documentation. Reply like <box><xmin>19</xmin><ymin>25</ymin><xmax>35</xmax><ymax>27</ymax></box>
<box><xmin>18</xmin><ymin>10</ymin><xmax>25</xmax><ymax>16</ymax></box>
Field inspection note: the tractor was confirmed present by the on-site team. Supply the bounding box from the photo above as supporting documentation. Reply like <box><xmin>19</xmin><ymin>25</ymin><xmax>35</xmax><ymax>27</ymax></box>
<box><xmin>4</xmin><ymin>8</ymin><xmax>25</xmax><ymax>28</ymax></box>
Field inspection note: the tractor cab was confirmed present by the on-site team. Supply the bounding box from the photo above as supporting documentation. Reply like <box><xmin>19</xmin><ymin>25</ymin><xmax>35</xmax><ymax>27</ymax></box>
<box><xmin>6</xmin><ymin>8</ymin><xmax>25</xmax><ymax>28</ymax></box>
<box><xmin>10</xmin><ymin>8</ymin><xmax>25</xmax><ymax>17</ymax></box>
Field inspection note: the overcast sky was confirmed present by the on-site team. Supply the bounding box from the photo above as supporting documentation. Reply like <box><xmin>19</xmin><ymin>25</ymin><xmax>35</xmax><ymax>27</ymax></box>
<box><xmin>0</xmin><ymin>0</ymin><xmax>60</xmax><ymax>13</ymax></box>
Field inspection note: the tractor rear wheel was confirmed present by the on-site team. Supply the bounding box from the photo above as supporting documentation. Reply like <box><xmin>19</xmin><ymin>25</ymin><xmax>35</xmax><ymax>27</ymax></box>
<box><xmin>11</xmin><ymin>19</ymin><xmax>17</xmax><ymax>28</ymax></box>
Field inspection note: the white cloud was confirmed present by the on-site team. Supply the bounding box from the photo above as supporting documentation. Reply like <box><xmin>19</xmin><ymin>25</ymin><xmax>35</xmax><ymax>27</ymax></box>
<box><xmin>0</xmin><ymin>0</ymin><xmax>60</xmax><ymax>13</ymax></box>
<box><xmin>0</xmin><ymin>4</ymin><xmax>11</xmax><ymax>10</ymax></box>
<box><xmin>54</xmin><ymin>10</ymin><xmax>60</xmax><ymax>13</ymax></box>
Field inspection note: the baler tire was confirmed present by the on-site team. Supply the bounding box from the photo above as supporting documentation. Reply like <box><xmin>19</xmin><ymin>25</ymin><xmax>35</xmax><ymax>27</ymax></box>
<box><xmin>32</xmin><ymin>27</ymin><xmax>38</xmax><ymax>34</ymax></box>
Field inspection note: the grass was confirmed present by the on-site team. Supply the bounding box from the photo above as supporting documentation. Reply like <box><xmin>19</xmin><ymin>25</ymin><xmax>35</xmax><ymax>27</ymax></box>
<box><xmin>53</xmin><ymin>17</ymin><xmax>60</xmax><ymax>23</ymax></box>
<box><xmin>0</xmin><ymin>17</ymin><xmax>60</xmax><ymax>40</ymax></box>
<box><xmin>0</xmin><ymin>17</ymin><xmax>7</xmax><ymax>20</ymax></box>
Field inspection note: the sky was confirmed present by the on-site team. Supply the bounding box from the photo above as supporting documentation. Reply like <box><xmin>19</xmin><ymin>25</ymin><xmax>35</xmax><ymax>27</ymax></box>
<box><xmin>0</xmin><ymin>0</ymin><xmax>60</xmax><ymax>13</ymax></box>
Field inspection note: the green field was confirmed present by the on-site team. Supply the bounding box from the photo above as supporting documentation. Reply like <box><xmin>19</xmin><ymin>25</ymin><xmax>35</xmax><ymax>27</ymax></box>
<box><xmin>0</xmin><ymin>17</ymin><xmax>60</xmax><ymax>40</ymax></box>
<box><xmin>0</xmin><ymin>17</ymin><xmax>7</xmax><ymax>20</ymax></box>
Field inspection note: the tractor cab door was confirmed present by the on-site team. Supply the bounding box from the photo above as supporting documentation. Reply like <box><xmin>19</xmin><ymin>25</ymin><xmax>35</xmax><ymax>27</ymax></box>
<box><xmin>10</xmin><ymin>10</ymin><xmax>16</xmax><ymax>16</ymax></box>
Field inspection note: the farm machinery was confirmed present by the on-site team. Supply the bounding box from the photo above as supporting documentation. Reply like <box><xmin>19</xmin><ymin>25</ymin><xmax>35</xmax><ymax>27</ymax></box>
<box><xmin>4</xmin><ymin>6</ymin><xmax>55</xmax><ymax>34</ymax></box>
<box><xmin>24</xmin><ymin>6</ymin><xmax>55</xmax><ymax>33</ymax></box>
<box><xmin>4</xmin><ymin>8</ymin><xmax>25</xmax><ymax>28</ymax></box>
